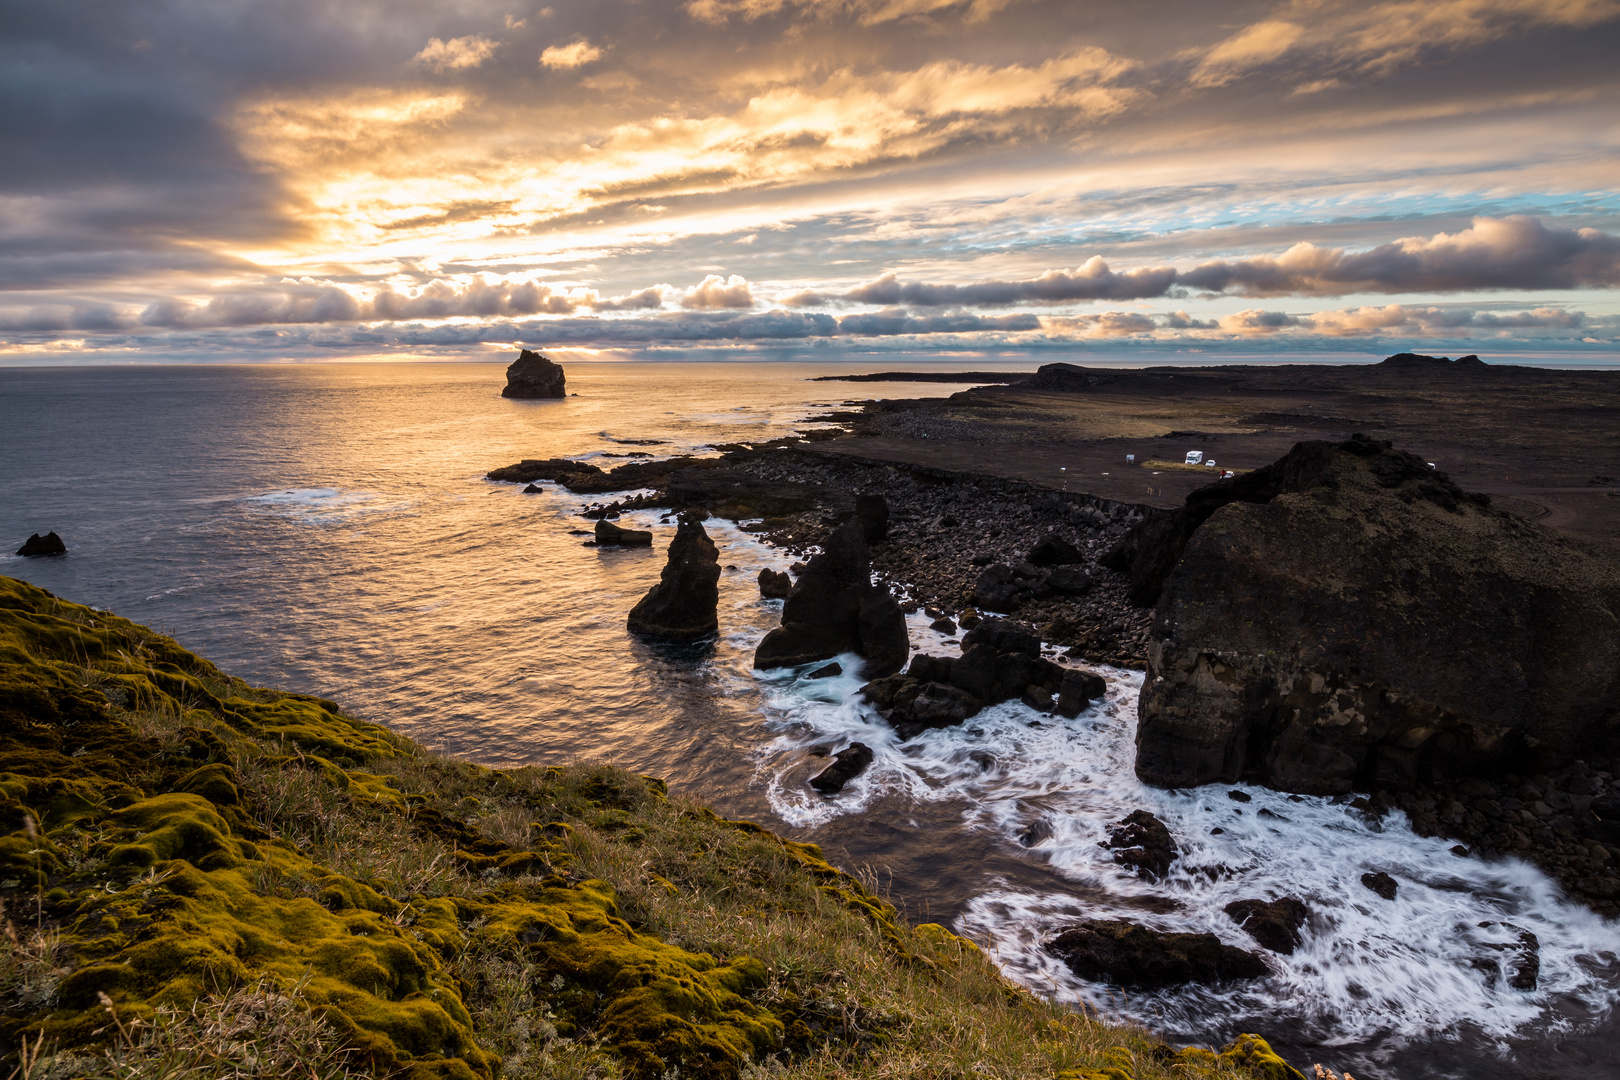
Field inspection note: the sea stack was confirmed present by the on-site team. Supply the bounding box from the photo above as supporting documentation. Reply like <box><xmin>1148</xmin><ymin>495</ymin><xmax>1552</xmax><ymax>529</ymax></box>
<box><xmin>754</xmin><ymin>519</ymin><xmax>909</xmax><ymax>677</ymax></box>
<box><xmin>501</xmin><ymin>349</ymin><xmax>566</xmax><ymax>399</ymax></box>
<box><xmin>16</xmin><ymin>532</ymin><xmax>67</xmax><ymax>557</ymax></box>
<box><xmin>1127</xmin><ymin>435</ymin><xmax>1620</xmax><ymax>795</ymax></box>
<box><xmin>627</xmin><ymin>515</ymin><xmax>721</xmax><ymax>642</ymax></box>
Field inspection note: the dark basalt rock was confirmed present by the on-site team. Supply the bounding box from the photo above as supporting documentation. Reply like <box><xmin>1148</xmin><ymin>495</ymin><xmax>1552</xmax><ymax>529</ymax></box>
<box><xmin>758</xmin><ymin>568</ymin><xmax>793</xmax><ymax>599</ymax></box>
<box><xmin>929</xmin><ymin>616</ymin><xmax>957</xmax><ymax>635</ymax></box>
<box><xmin>16</xmin><ymin>532</ymin><xmax>66</xmax><ymax>557</ymax></box>
<box><xmin>808</xmin><ymin>742</ymin><xmax>873</xmax><ymax>794</ymax></box>
<box><xmin>855</xmin><ymin>492</ymin><xmax>889</xmax><ymax>544</ymax></box>
<box><xmin>1028</xmin><ymin>533</ymin><xmax>1083</xmax><ymax>567</ymax></box>
<box><xmin>595</xmin><ymin>519</ymin><xmax>653</xmax><ymax>546</ymax></box>
<box><xmin>522</xmin><ymin>483</ymin><xmax>545</xmax><ymax>493</ymax></box>
<box><xmin>1104</xmin><ymin>810</ymin><xmax>1178</xmax><ymax>881</ymax></box>
<box><xmin>971</xmin><ymin>561</ymin><xmax>1051</xmax><ymax>612</ymax></box>
<box><xmin>1045</xmin><ymin>566</ymin><xmax>1092</xmax><ymax>596</ymax></box>
<box><xmin>859</xmin><ymin>617</ymin><xmax>1066</xmax><ymax>738</ymax></box>
<box><xmin>627</xmin><ymin>517</ymin><xmax>720</xmax><ymax>642</ymax></box>
<box><xmin>1360</xmin><ymin>871</ymin><xmax>1399</xmax><ymax>900</ymax></box>
<box><xmin>806</xmin><ymin>662</ymin><xmax>842</xmax><ymax>679</ymax></box>
<box><xmin>502</xmin><ymin>349</ymin><xmax>567</xmax><ymax>399</ymax></box>
<box><xmin>1048</xmin><ymin>920</ymin><xmax>1268</xmax><ymax>988</ymax></box>
<box><xmin>1582</xmin><ymin>795</ymin><xmax>1620</xmax><ymax>844</ymax></box>
<box><xmin>1055</xmin><ymin>668</ymin><xmax>1106</xmax><ymax>718</ymax></box>
<box><xmin>754</xmin><ymin>521</ymin><xmax>909</xmax><ymax>677</ymax></box>
<box><xmin>1224</xmin><ymin>897</ymin><xmax>1309</xmax><ymax>955</ymax></box>
<box><xmin>1131</xmin><ymin>434</ymin><xmax>1620</xmax><ymax>795</ymax></box>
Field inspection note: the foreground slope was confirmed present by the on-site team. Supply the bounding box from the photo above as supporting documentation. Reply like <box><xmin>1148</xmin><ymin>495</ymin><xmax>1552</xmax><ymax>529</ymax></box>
<box><xmin>0</xmin><ymin>575</ymin><xmax>1298</xmax><ymax>1079</ymax></box>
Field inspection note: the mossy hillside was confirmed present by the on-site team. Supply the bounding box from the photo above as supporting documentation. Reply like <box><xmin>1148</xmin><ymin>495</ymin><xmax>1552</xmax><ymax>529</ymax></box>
<box><xmin>0</xmin><ymin>575</ymin><xmax>1304</xmax><ymax>1080</ymax></box>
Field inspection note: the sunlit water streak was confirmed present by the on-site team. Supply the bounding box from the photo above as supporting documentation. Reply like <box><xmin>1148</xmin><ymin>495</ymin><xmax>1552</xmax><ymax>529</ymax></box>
<box><xmin>2</xmin><ymin>361</ymin><xmax>1616</xmax><ymax>1080</ymax></box>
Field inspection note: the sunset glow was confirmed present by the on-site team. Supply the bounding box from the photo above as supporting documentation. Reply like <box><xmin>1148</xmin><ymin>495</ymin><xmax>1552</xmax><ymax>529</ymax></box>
<box><xmin>3</xmin><ymin>0</ymin><xmax>1618</xmax><ymax>361</ymax></box>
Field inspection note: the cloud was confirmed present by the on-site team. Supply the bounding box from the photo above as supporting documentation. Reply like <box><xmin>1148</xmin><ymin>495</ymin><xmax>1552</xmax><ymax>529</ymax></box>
<box><xmin>1189</xmin><ymin>0</ymin><xmax>1620</xmax><ymax>87</ymax></box>
<box><xmin>540</xmin><ymin>40</ymin><xmax>604</xmax><ymax>69</ymax></box>
<box><xmin>837</xmin><ymin>308</ymin><xmax>1040</xmax><ymax>335</ymax></box>
<box><xmin>413</xmin><ymin>36</ymin><xmax>499</xmax><ymax>72</ymax></box>
<box><xmin>1179</xmin><ymin>216</ymin><xmax>1620</xmax><ymax>296</ymax></box>
<box><xmin>777</xmin><ymin>289</ymin><xmax>830</xmax><ymax>307</ymax></box>
<box><xmin>681</xmin><ymin>274</ymin><xmax>756</xmax><ymax>309</ymax></box>
<box><xmin>1215</xmin><ymin>303</ymin><xmax>1587</xmax><ymax>337</ymax></box>
<box><xmin>685</xmin><ymin>0</ymin><xmax>1014</xmax><ymax>26</ymax></box>
<box><xmin>845</xmin><ymin>218</ymin><xmax>1620</xmax><ymax>305</ymax></box>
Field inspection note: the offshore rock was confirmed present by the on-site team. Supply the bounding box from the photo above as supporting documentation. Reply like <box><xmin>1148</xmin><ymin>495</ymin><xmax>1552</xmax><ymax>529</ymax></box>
<box><xmin>1104</xmin><ymin>809</ymin><xmax>1178</xmax><ymax>882</ymax></box>
<box><xmin>1361</xmin><ymin>871</ymin><xmax>1399</xmax><ymax>901</ymax></box>
<box><xmin>808</xmin><ymin>742</ymin><xmax>874</xmax><ymax>794</ymax></box>
<box><xmin>16</xmin><ymin>532</ymin><xmax>66</xmax><ymax>557</ymax></box>
<box><xmin>1132</xmin><ymin>435</ymin><xmax>1620</xmax><ymax>795</ymax></box>
<box><xmin>595</xmin><ymin>519</ymin><xmax>653</xmax><ymax>546</ymax></box>
<box><xmin>754</xmin><ymin>520</ymin><xmax>909</xmax><ymax>677</ymax></box>
<box><xmin>627</xmin><ymin>516</ymin><xmax>720</xmax><ymax>642</ymax></box>
<box><xmin>758</xmin><ymin>568</ymin><xmax>793</xmax><ymax>599</ymax></box>
<box><xmin>1224</xmin><ymin>898</ymin><xmax>1309</xmax><ymax>955</ymax></box>
<box><xmin>501</xmin><ymin>348</ymin><xmax>566</xmax><ymax>398</ymax></box>
<box><xmin>1055</xmin><ymin>667</ymin><xmax>1106</xmax><ymax>718</ymax></box>
<box><xmin>1048</xmin><ymin>920</ymin><xmax>1268</xmax><ymax>988</ymax></box>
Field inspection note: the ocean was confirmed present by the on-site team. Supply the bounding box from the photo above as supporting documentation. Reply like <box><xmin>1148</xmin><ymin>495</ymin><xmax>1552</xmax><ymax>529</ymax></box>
<box><xmin>3</xmin><ymin>360</ymin><xmax>1617</xmax><ymax>1079</ymax></box>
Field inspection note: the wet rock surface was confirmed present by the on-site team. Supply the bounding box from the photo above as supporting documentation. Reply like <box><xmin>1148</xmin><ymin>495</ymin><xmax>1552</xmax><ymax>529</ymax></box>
<box><xmin>1104</xmin><ymin>809</ymin><xmax>1178</xmax><ymax>882</ymax></box>
<box><xmin>15</xmin><ymin>531</ymin><xmax>66</xmax><ymax>557</ymax></box>
<box><xmin>1224</xmin><ymin>898</ymin><xmax>1309</xmax><ymax>955</ymax></box>
<box><xmin>594</xmin><ymin>519</ymin><xmax>653</xmax><ymax>546</ymax></box>
<box><xmin>626</xmin><ymin>516</ymin><xmax>721</xmax><ymax>642</ymax></box>
<box><xmin>1472</xmin><ymin>922</ymin><xmax>1540</xmax><ymax>990</ymax></box>
<box><xmin>1134</xmin><ymin>435</ymin><xmax>1620</xmax><ymax>797</ymax></box>
<box><xmin>501</xmin><ymin>348</ymin><xmax>567</xmax><ymax>398</ymax></box>
<box><xmin>754</xmin><ymin>520</ymin><xmax>909</xmax><ymax>677</ymax></box>
<box><xmin>1360</xmin><ymin>871</ymin><xmax>1399</xmax><ymax>901</ymax></box>
<box><xmin>1048</xmin><ymin>920</ymin><xmax>1269</xmax><ymax>988</ymax></box>
<box><xmin>859</xmin><ymin>617</ymin><xmax>1068</xmax><ymax>739</ymax></box>
<box><xmin>758</xmin><ymin>567</ymin><xmax>793</xmax><ymax>599</ymax></box>
<box><xmin>808</xmin><ymin>742</ymin><xmax>874</xmax><ymax>794</ymax></box>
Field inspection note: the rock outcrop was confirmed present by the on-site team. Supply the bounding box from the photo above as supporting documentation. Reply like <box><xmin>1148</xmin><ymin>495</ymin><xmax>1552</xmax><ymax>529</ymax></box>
<box><xmin>1224</xmin><ymin>898</ymin><xmax>1308</xmax><ymax>955</ymax></box>
<box><xmin>627</xmin><ymin>516</ymin><xmax>720</xmax><ymax>642</ymax></box>
<box><xmin>1048</xmin><ymin>920</ymin><xmax>1269</xmax><ymax>988</ymax></box>
<box><xmin>1104</xmin><ymin>810</ymin><xmax>1178</xmax><ymax>881</ymax></box>
<box><xmin>754</xmin><ymin>521</ymin><xmax>909</xmax><ymax>677</ymax></box>
<box><xmin>855</xmin><ymin>493</ymin><xmax>889</xmax><ymax>544</ymax></box>
<box><xmin>501</xmin><ymin>349</ymin><xmax>567</xmax><ymax>398</ymax></box>
<box><xmin>15</xmin><ymin>532</ymin><xmax>66</xmax><ymax>557</ymax></box>
<box><xmin>858</xmin><ymin>619</ymin><xmax>1105</xmax><ymax>739</ymax></box>
<box><xmin>758</xmin><ymin>568</ymin><xmax>793</xmax><ymax>599</ymax></box>
<box><xmin>595</xmin><ymin>519</ymin><xmax>653</xmax><ymax>546</ymax></box>
<box><xmin>1130</xmin><ymin>435</ymin><xmax>1620</xmax><ymax>795</ymax></box>
<box><xmin>809</xmin><ymin>743</ymin><xmax>874</xmax><ymax>794</ymax></box>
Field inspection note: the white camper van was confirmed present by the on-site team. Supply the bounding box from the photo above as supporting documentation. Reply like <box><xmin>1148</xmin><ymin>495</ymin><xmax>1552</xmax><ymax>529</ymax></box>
<box><xmin>1184</xmin><ymin>450</ymin><xmax>1204</xmax><ymax>466</ymax></box>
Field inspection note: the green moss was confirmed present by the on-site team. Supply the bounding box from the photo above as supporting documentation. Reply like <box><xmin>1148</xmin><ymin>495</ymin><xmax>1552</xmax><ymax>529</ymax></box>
<box><xmin>0</xmin><ymin>575</ymin><xmax>1303</xmax><ymax>1080</ymax></box>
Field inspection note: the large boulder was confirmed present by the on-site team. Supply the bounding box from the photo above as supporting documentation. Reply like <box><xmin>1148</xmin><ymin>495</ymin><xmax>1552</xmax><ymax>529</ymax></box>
<box><xmin>501</xmin><ymin>349</ymin><xmax>566</xmax><ymax>399</ymax></box>
<box><xmin>1225</xmin><ymin>898</ymin><xmax>1309</xmax><ymax>955</ymax></box>
<box><xmin>595</xmin><ymin>519</ymin><xmax>653</xmax><ymax>546</ymax></box>
<box><xmin>754</xmin><ymin>521</ymin><xmax>909</xmax><ymax>677</ymax></box>
<box><xmin>1104</xmin><ymin>810</ymin><xmax>1177</xmax><ymax>882</ymax></box>
<box><xmin>1048</xmin><ymin>920</ymin><xmax>1268</xmax><ymax>988</ymax></box>
<box><xmin>1132</xmin><ymin>435</ymin><xmax>1620</xmax><ymax>795</ymax></box>
<box><xmin>627</xmin><ymin>517</ymin><xmax>720</xmax><ymax>642</ymax></box>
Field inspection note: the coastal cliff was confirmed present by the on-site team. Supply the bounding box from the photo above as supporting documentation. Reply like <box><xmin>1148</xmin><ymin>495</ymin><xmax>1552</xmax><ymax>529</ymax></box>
<box><xmin>0</xmin><ymin>576</ymin><xmax>1301</xmax><ymax>1080</ymax></box>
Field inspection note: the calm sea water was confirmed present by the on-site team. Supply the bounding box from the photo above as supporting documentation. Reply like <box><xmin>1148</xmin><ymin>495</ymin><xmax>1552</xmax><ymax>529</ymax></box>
<box><xmin>3</xmin><ymin>361</ymin><xmax>1617</xmax><ymax>1080</ymax></box>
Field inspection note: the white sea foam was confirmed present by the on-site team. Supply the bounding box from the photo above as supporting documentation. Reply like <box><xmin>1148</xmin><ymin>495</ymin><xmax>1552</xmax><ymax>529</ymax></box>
<box><xmin>749</xmin><ymin>639</ymin><xmax>1620</xmax><ymax>1050</ymax></box>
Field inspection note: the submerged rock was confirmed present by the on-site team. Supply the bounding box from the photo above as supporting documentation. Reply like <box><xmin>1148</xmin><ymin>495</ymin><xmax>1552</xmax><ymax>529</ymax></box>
<box><xmin>1104</xmin><ymin>809</ymin><xmax>1178</xmax><ymax>882</ymax></box>
<box><xmin>754</xmin><ymin>520</ymin><xmax>909</xmax><ymax>677</ymax></box>
<box><xmin>595</xmin><ymin>519</ymin><xmax>653</xmax><ymax>546</ymax></box>
<box><xmin>1224</xmin><ymin>897</ymin><xmax>1309</xmax><ymax>955</ymax></box>
<box><xmin>1130</xmin><ymin>435</ymin><xmax>1620</xmax><ymax>795</ymax></box>
<box><xmin>627</xmin><ymin>516</ymin><xmax>720</xmax><ymax>642</ymax></box>
<box><xmin>501</xmin><ymin>348</ymin><xmax>567</xmax><ymax>398</ymax></box>
<box><xmin>1048</xmin><ymin>920</ymin><xmax>1268</xmax><ymax>988</ymax></box>
<box><xmin>1473</xmin><ymin>922</ymin><xmax>1539</xmax><ymax>990</ymax></box>
<box><xmin>808</xmin><ymin>742</ymin><xmax>873</xmax><ymax>794</ymax></box>
<box><xmin>15</xmin><ymin>532</ymin><xmax>66</xmax><ymax>557</ymax></box>
<box><xmin>758</xmin><ymin>567</ymin><xmax>793</xmax><ymax>599</ymax></box>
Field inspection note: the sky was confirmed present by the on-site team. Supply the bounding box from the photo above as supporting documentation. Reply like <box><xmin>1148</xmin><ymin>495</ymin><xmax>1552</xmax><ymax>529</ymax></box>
<box><xmin>3</xmin><ymin>0</ymin><xmax>1619</xmax><ymax>365</ymax></box>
